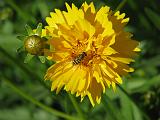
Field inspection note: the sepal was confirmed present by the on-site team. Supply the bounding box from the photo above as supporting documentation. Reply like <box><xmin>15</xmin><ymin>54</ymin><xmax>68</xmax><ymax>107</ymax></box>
<box><xmin>25</xmin><ymin>24</ymin><xmax>34</xmax><ymax>36</ymax></box>
<box><xmin>39</xmin><ymin>56</ymin><xmax>46</xmax><ymax>63</ymax></box>
<box><xmin>24</xmin><ymin>53</ymin><xmax>34</xmax><ymax>63</ymax></box>
<box><xmin>36</xmin><ymin>23</ymin><xmax>42</xmax><ymax>36</ymax></box>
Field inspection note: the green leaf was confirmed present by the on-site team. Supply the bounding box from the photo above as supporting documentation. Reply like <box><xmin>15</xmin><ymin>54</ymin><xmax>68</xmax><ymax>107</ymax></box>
<box><xmin>132</xmin><ymin>103</ymin><xmax>143</xmax><ymax>120</ymax></box>
<box><xmin>133</xmin><ymin>75</ymin><xmax>160</xmax><ymax>92</ymax></box>
<box><xmin>17</xmin><ymin>35</ymin><xmax>26</xmax><ymax>41</ymax></box>
<box><xmin>138</xmin><ymin>13</ymin><xmax>151</xmax><ymax>30</ymax></box>
<box><xmin>36</xmin><ymin>23</ymin><xmax>42</xmax><ymax>36</ymax></box>
<box><xmin>144</xmin><ymin>8</ymin><xmax>160</xmax><ymax>30</ymax></box>
<box><xmin>117</xmin><ymin>87</ymin><xmax>150</xmax><ymax>120</ymax></box>
<box><xmin>24</xmin><ymin>53</ymin><xmax>34</xmax><ymax>63</ymax></box>
<box><xmin>119</xmin><ymin>92</ymin><xmax>133</xmax><ymax>120</ymax></box>
<box><xmin>25</xmin><ymin>24</ymin><xmax>34</xmax><ymax>36</ymax></box>
<box><xmin>16</xmin><ymin>46</ymin><xmax>25</xmax><ymax>53</ymax></box>
<box><xmin>39</xmin><ymin>56</ymin><xmax>45</xmax><ymax>63</ymax></box>
<box><xmin>0</xmin><ymin>34</ymin><xmax>21</xmax><ymax>54</ymax></box>
<box><xmin>102</xmin><ymin>95</ymin><xmax>125</xmax><ymax>120</ymax></box>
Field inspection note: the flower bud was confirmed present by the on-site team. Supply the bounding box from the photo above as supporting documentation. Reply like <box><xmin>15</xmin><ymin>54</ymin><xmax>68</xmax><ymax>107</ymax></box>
<box><xmin>24</xmin><ymin>35</ymin><xmax>45</xmax><ymax>55</ymax></box>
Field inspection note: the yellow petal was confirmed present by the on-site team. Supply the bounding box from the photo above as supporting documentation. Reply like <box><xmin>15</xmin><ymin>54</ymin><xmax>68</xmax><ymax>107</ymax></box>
<box><xmin>102</xmin><ymin>47</ymin><xmax>118</xmax><ymax>56</ymax></box>
<box><xmin>74</xmin><ymin>19</ymin><xmax>95</xmax><ymax>38</ymax></box>
<box><xmin>109</xmin><ymin>57</ymin><xmax>135</xmax><ymax>64</ymax></box>
<box><xmin>100</xmin><ymin>61</ymin><xmax>122</xmax><ymax>84</ymax></box>
<box><xmin>64</xmin><ymin>3</ymin><xmax>84</xmax><ymax>25</ymax></box>
<box><xmin>46</xmin><ymin>17</ymin><xmax>57</xmax><ymax>27</ymax></box>
<box><xmin>65</xmin><ymin>2</ymin><xmax>72</xmax><ymax>12</ymax></box>
<box><xmin>111</xmin><ymin>82</ymin><xmax>116</xmax><ymax>92</ymax></box>
<box><xmin>65</xmin><ymin>65</ymin><xmax>88</xmax><ymax>93</ymax></box>
<box><xmin>134</xmin><ymin>47</ymin><xmax>141</xmax><ymax>52</ymax></box>
<box><xmin>87</xmin><ymin>78</ymin><xmax>103</xmax><ymax>106</ymax></box>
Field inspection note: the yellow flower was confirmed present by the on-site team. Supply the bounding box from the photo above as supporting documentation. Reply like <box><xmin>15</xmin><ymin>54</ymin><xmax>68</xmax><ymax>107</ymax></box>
<box><xmin>44</xmin><ymin>2</ymin><xmax>140</xmax><ymax>106</ymax></box>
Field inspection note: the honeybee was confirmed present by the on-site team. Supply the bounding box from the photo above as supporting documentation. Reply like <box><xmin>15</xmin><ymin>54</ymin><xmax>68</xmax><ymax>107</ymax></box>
<box><xmin>73</xmin><ymin>52</ymin><xmax>87</xmax><ymax>65</ymax></box>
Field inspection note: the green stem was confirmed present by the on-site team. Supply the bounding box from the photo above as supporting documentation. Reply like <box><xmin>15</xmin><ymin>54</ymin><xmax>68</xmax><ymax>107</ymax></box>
<box><xmin>68</xmin><ymin>94</ymin><xmax>85</xmax><ymax>120</ymax></box>
<box><xmin>118</xmin><ymin>85</ymin><xmax>150</xmax><ymax>120</ymax></box>
<box><xmin>3</xmin><ymin>78</ymin><xmax>78</xmax><ymax>120</ymax></box>
<box><xmin>115</xmin><ymin>0</ymin><xmax>128</xmax><ymax>12</ymax></box>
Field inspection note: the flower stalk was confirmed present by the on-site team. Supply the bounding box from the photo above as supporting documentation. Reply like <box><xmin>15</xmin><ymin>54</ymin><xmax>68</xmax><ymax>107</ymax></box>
<box><xmin>68</xmin><ymin>94</ymin><xmax>85</xmax><ymax>120</ymax></box>
<box><xmin>3</xmin><ymin>77</ymin><xmax>79</xmax><ymax>120</ymax></box>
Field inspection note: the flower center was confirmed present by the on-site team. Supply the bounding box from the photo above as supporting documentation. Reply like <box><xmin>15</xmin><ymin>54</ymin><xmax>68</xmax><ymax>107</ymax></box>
<box><xmin>71</xmin><ymin>41</ymin><xmax>100</xmax><ymax>66</ymax></box>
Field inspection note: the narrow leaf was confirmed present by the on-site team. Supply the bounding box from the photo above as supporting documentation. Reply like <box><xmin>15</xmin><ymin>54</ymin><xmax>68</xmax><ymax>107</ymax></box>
<box><xmin>39</xmin><ymin>56</ymin><xmax>45</xmax><ymax>63</ymax></box>
<box><xmin>144</xmin><ymin>8</ymin><xmax>160</xmax><ymax>30</ymax></box>
<box><xmin>36</xmin><ymin>23</ymin><xmax>42</xmax><ymax>36</ymax></box>
<box><xmin>102</xmin><ymin>95</ymin><xmax>124</xmax><ymax>120</ymax></box>
<box><xmin>25</xmin><ymin>24</ymin><xmax>34</xmax><ymax>36</ymax></box>
<box><xmin>133</xmin><ymin>75</ymin><xmax>160</xmax><ymax>92</ymax></box>
<box><xmin>117</xmin><ymin>87</ymin><xmax>134</xmax><ymax>120</ymax></box>
<box><xmin>24</xmin><ymin>53</ymin><xmax>34</xmax><ymax>63</ymax></box>
<box><xmin>138</xmin><ymin>13</ymin><xmax>151</xmax><ymax>30</ymax></box>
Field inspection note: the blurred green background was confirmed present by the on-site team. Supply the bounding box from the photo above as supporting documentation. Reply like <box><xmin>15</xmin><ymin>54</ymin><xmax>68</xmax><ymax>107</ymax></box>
<box><xmin>0</xmin><ymin>0</ymin><xmax>160</xmax><ymax>120</ymax></box>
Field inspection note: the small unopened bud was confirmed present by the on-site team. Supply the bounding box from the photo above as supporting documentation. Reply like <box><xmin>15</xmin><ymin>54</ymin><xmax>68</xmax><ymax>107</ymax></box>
<box><xmin>24</xmin><ymin>35</ymin><xmax>46</xmax><ymax>55</ymax></box>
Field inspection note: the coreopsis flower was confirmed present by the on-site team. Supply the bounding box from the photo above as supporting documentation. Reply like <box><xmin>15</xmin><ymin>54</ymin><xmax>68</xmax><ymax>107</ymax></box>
<box><xmin>44</xmin><ymin>2</ymin><xmax>140</xmax><ymax>106</ymax></box>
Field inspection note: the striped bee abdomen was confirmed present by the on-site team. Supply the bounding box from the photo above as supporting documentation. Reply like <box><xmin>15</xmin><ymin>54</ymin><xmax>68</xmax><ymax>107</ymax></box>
<box><xmin>73</xmin><ymin>52</ymin><xmax>87</xmax><ymax>65</ymax></box>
